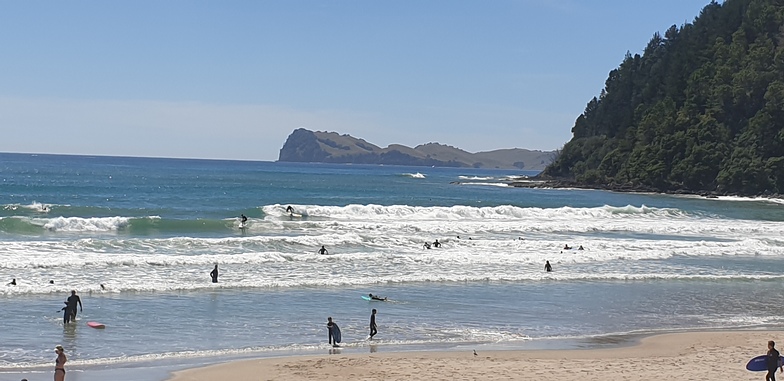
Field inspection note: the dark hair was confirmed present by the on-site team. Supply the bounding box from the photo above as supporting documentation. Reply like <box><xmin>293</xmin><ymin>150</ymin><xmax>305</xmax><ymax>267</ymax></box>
<box><xmin>770</xmin><ymin>340</ymin><xmax>776</xmax><ymax>347</ymax></box>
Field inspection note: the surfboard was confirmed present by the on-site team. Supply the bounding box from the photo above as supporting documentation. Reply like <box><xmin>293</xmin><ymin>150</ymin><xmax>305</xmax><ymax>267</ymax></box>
<box><xmin>332</xmin><ymin>324</ymin><xmax>342</xmax><ymax>343</ymax></box>
<box><xmin>289</xmin><ymin>212</ymin><xmax>302</xmax><ymax>218</ymax></box>
<box><xmin>746</xmin><ymin>355</ymin><xmax>784</xmax><ymax>371</ymax></box>
<box><xmin>87</xmin><ymin>321</ymin><xmax>105</xmax><ymax>329</ymax></box>
<box><xmin>361</xmin><ymin>295</ymin><xmax>372</xmax><ymax>301</ymax></box>
<box><xmin>239</xmin><ymin>223</ymin><xmax>247</xmax><ymax>230</ymax></box>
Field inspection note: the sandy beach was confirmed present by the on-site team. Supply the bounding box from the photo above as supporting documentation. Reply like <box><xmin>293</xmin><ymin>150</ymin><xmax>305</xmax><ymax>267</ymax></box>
<box><xmin>168</xmin><ymin>330</ymin><xmax>781</xmax><ymax>381</ymax></box>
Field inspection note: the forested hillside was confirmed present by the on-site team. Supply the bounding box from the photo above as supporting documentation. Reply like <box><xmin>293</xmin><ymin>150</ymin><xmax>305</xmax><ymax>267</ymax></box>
<box><xmin>544</xmin><ymin>0</ymin><xmax>784</xmax><ymax>195</ymax></box>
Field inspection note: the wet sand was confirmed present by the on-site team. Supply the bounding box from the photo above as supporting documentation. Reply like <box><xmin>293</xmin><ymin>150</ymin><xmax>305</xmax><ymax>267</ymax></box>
<box><xmin>168</xmin><ymin>330</ymin><xmax>780</xmax><ymax>380</ymax></box>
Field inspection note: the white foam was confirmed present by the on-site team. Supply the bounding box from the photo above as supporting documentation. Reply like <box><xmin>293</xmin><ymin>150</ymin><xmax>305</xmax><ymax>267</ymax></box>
<box><xmin>402</xmin><ymin>172</ymin><xmax>426</xmax><ymax>179</ymax></box>
<box><xmin>458</xmin><ymin>176</ymin><xmax>494</xmax><ymax>180</ymax></box>
<box><xmin>3</xmin><ymin>203</ymin><xmax>784</xmax><ymax>295</ymax></box>
<box><xmin>41</xmin><ymin>216</ymin><xmax>130</xmax><ymax>232</ymax></box>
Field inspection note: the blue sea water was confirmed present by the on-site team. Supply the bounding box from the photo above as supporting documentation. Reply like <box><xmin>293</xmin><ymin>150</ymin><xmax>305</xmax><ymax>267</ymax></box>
<box><xmin>2</xmin><ymin>152</ymin><xmax>784</xmax><ymax>380</ymax></box>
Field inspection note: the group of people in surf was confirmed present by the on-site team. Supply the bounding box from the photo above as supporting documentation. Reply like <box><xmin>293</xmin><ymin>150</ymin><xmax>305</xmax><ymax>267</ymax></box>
<box><xmin>423</xmin><ymin>239</ymin><xmax>441</xmax><ymax>249</ymax></box>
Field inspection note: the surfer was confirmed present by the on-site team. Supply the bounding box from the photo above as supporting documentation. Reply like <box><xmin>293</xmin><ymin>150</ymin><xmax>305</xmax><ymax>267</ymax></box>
<box><xmin>286</xmin><ymin>205</ymin><xmax>294</xmax><ymax>214</ymax></box>
<box><xmin>66</xmin><ymin>290</ymin><xmax>82</xmax><ymax>321</ymax></box>
<box><xmin>100</xmin><ymin>284</ymin><xmax>105</xmax><ymax>290</ymax></box>
<box><xmin>563</xmin><ymin>244</ymin><xmax>571</xmax><ymax>250</ymax></box>
<box><xmin>766</xmin><ymin>340</ymin><xmax>783</xmax><ymax>381</ymax></box>
<box><xmin>7</xmin><ymin>278</ymin><xmax>15</xmax><ymax>286</ymax></box>
<box><xmin>240</xmin><ymin>214</ymin><xmax>248</xmax><ymax>227</ymax></box>
<box><xmin>369</xmin><ymin>309</ymin><xmax>378</xmax><ymax>339</ymax></box>
<box><xmin>318</xmin><ymin>245</ymin><xmax>329</xmax><ymax>255</ymax></box>
<box><xmin>54</xmin><ymin>345</ymin><xmax>66</xmax><ymax>381</ymax></box>
<box><xmin>210</xmin><ymin>264</ymin><xmax>219</xmax><ymax>283</ymax></box>
<box><xmin>369</xmin><ymin>293</ymin><xmax>387</xmax><ymax>301</ymax></box>
<box><xmin>423</xmin><ymin>242</ymin><xmax>431</xmax><ymax>249</ymax></box>
<box><xmin>433</xmin><ymin>239</ymin><xmax>441</xmax><ymax>248</ymax></box>
<box><xmin>327</xmin><ymin>317</ymin><xmax>339</xmax><ymax>347</ymax></box>
<box><xmin>578</xmin><ymin>245</ymin><xmax>584</xmax><ymax>250</ymax></box>
<box><xmin>545</xmin><ymin>260</ymin><xmax>552</xmax><ymax>272</ymax></box>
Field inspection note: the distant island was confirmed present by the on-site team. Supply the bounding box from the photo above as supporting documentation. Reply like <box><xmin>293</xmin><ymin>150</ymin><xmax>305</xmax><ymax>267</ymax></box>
<box><xmin>278</xmin><ymin>128</ymin><xmax>555</xmax><ymax>170</ymax></box>
<box><xmin>542</xmin><ymin>0</ymin><xmax>784</xmax><ymax>197</ymax></box>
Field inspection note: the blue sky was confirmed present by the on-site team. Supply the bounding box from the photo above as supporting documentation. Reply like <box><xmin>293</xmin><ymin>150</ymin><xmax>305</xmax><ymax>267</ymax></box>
<box><xmin>0</xmin><ymin>0</ymin><xmax>711</xmax><ymax>161</ymax></box>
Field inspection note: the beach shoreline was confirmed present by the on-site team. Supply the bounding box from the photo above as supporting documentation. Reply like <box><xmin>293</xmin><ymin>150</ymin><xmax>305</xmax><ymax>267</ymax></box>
<box><xmin>167</xmin><ymin>330</ymin><xmax>780</xmax><ymax>381</ymax></box>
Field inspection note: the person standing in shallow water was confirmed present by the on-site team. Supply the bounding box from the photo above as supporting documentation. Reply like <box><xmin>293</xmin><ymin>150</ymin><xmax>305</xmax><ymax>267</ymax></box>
<box><xmin>544</xmin><ymin>260</ymin><xmax>552</xmax><ymax>272</ymax></box>
<box><xmin>54</xmin><ymin>345</ymin><xmax>66</xmax><ymax>381</ymax></box>
<box><xmin>210</xmin><ymin>265</ymin><xmax>219</xmax><ymax>283</ymax></box>
<box><xmin>66</xmin><ymin>291</ymin><xmax>82</xmax><ymax>321</ymax></box>
<box><xmin>327</xmin><ymin>317</ymin><xmax>339</xmax><ymax>347</ymax></box>
<box><xmin>767</xmin><ymin>340</ymin><xmax>783</xmax><ymax>381</ymax></box>
<box><xmin>369</xmin><ymin>309</ymin><xmax>378</xmax><ymax>339</ymax></box>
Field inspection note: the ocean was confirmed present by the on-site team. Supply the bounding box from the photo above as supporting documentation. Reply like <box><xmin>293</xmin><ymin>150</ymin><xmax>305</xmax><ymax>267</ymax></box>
<box><xmin>2</xmin><ymin>152</ymin><xmax>784</xmax><ymax>380</ymax></box>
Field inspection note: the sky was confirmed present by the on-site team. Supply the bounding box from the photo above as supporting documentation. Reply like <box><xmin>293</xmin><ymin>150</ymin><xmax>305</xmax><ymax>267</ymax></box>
<box><xmin>0</xmin><ymin>0</ymin><xmax>713</xmax><ymax>161</ymax></box>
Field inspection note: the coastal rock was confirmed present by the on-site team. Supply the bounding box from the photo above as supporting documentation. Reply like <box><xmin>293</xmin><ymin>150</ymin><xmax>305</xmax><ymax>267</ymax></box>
<box><xmin>278</xmin><ymin>128</ymin><xmax>555</xmax><ymax>170</ymax></box>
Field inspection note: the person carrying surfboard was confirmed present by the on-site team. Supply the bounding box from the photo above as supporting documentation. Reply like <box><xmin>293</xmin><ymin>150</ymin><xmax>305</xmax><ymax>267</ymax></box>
<box><xmin>327</xmin><ymin>317</ymin><xmax>340</xmax><ymax>347</ymax></box>
<box><xmin>766</xmin><ymin>340</ymin><xmax>783</xmax><ymax>381</ymax></box>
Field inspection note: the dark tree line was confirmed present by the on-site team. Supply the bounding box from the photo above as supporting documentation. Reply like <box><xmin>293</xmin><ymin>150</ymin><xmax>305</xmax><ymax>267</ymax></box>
<box><xmin>544</xmin><ymin>0</ymin><xmax>784</xmax><ymax>195</ymax></box>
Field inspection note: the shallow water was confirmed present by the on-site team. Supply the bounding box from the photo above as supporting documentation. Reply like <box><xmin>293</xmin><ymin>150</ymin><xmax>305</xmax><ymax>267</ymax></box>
<box><xmin>2</xmin><ymin>153</ymin><xmax>784</xmax><ymax>373</ymax></box>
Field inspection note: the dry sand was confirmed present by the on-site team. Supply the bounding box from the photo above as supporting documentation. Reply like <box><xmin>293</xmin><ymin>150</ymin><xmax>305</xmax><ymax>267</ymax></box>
<box><xmin>169</xmin><ymin>330</ymin><xmax>782</xmax><ymax>380</ymax></box>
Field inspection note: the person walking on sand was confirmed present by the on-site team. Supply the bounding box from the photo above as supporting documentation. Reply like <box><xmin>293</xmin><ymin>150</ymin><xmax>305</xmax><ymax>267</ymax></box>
<box><xmin>54</xmin><ymin>345</ymin><xmax>66</xmax><ymax>381</ymax></box>
<box><xmin>210</xmin><ymin>264</ymin><xmax>219</xmax><ymax>283</ymax></box>
<box><xmin>545</xmin><ymin>260</ymin><xmax>552</xmax><ymax>272</ymax></box>
<box><xmin>767</xmin><ymin>340</ymin><xmax>783</xmax><ymax>381</ymax></box>
<box><xmin>369</xmin><ymin>309</ymin><xmax>378</xmax><ymax>339</ymax></box>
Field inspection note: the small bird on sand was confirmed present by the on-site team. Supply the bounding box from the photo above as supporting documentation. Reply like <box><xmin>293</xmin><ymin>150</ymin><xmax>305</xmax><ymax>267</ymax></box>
<box><xmin>473</xmin><ymin>350</ymin><xmax>478</xmax><ymax>356</ymax></box>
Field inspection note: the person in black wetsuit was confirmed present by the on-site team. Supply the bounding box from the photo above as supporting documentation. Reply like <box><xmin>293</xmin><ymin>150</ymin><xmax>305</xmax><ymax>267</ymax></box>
<box><xmin>286</xmin><ymin>206</ymin><xmax>294</xmax><ymax>214</ymax></box>
<box><xmin>433</xmin><ymin>239</ymin><xmax>441</xmax><ymax>248</ymax></box>
<box><xmin>369</xmin><ymin>293</ymin><xmax>387</xmax><ymax>301</ymax></box>
<box><xmin>545</xmin><ymin>260</ymin><xmax>552</xmax><ymax>272</ymax></box>
<box><xmin>327</xmin><ymin>317</ymin><xmax>339</xmax><ymax>347</ymax></box>
<box><xmin>7</xmin><ymin>278</ymin><xmax>15</xmax><ymax>286</ymax></box>
<box><xmin>369</xmin><ymin>309</ymin><xmax>378</xmax><ymax>339</ymax></box>
<box><xmin>767</xmin><ymin>340</ymin><xmax>783</xmax><ymax>381</ymax></box>
<box><xmin>66</xmin><ymin>290</ymin><xmax>82</xmax><ymax>321</ymax></box>
<box><xmin>318</xmin><ymin>246</ymin><xmax>329</xmax><ymax>255</ymax></box>
<box><xmin>61</xmin><ymin>301</ymin><xmax>70</xmax><ymax>324</ymax></box>
<box><xmin>240</xmin><ymin>214</ymin><xmax>248</xmax><ymax>223</ymax></box>
<box><xmin>210</xmin><ymin>264</ymin><xmax>219</xmax><ymax>283</ymax></box>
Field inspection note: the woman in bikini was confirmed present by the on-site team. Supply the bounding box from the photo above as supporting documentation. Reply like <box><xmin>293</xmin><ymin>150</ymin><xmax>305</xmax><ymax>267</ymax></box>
<box><xmin>54</xmin><ymin>345</ymin><xmax>66</xmax><ymax>381</ymax></box>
